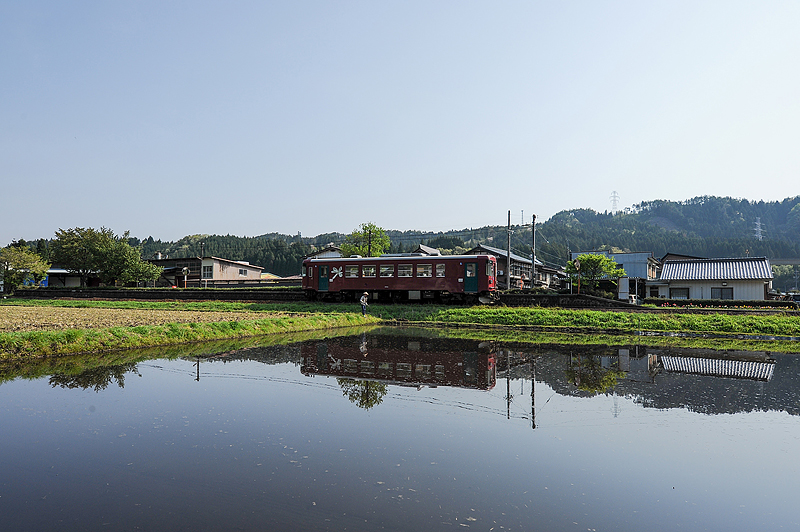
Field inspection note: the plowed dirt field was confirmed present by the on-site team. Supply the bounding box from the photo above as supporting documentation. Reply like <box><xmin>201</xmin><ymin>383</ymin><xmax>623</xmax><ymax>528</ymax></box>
<box><xmin>0</xmin><ymin>306</ymin><xmax>269</xmax><ymax>332</ymax></box>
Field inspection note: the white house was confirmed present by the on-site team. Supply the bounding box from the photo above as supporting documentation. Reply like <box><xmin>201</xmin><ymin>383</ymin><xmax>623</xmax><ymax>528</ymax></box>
<box><xmin>652</xmin><ymin>256</ymin><xmax>773</xmax><ymax>300</ymax></box>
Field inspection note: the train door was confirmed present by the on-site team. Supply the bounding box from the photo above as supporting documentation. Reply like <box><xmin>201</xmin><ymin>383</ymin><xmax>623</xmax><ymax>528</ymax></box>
<box><xmin>318</xmin><ymin>265</ymin><xmax>329</xmax><ymax>292</ymax></box>
<box><xmin>464</xmin><ymin>262</ymin><xmax>478</xmax><ymax>293</ymax></box>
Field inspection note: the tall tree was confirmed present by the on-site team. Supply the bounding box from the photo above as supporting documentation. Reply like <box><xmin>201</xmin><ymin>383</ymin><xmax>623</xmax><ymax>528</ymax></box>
<box><xmin>566</xmin><ymin>253</ymin><xmax>626</xmax><ymax>292</ymax></box>
<box><xmin>340</xmin><ymin>222</ymin><xmax>391</xmax><ymax>257</ymax></box>
<box><xmin>52</xmin><ymin>227</ymin><xmax>161</xmax><ymax>287</ymax></box>
<box><xmin>0</xmin><ymin>246</ymin><xmax>51</xmax><ymax>294</ymax></box>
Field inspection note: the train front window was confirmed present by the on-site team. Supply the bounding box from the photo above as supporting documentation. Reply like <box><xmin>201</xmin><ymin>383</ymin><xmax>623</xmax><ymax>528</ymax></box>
<box><xmin>363</xmin><ymin>265</ymin><xmax>376</xmax><ymax>278</ymax></box>
<box><xmin>380</xmin><ymin>265</ymin><xmax>394</xmax><ymax>277</ymax></box>
<box><xmin>417</xmin><ymin>264</ymin><xmax>432</xmax><ymax>277</ymax></box>
<box><xmin>398</xmin><ymin>264</ymin><xmax>412</xmax><ymax>277</ymax></box>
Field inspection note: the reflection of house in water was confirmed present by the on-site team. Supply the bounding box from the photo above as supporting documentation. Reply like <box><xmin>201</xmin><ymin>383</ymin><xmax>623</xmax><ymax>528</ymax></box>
<box><xmin>505</xmin><ymin>343</ymin><xmax>791</xmax><ymax>417</ymax></box>
<box><xmin>301</xmin><ymin>335</ymin><xmax>496</xmax><ymax>390</ymax></box>
<box><xmin>660</xmin><ymin>355</ymin><xmax>775</xmax><ymax>381</ymax></box>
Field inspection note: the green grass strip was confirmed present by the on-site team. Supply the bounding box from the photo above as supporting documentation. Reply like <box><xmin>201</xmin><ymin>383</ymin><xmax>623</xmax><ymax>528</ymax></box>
<box><xmin>0</xmin><ymin>313</ymin><xmax>377</xmax><ymax>359</ymax></box>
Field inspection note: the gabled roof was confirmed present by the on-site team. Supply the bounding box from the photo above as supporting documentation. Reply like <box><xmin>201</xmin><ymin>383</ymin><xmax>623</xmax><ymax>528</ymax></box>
<box><xmin>304</xmin><ymin>246</ymin><xmax>342</xmax><ymax>259</ymax></box>
<box><xmin>468</xmin><ymin>244</ymin><xmax>534</xmax><ymax>265</ymax></box>
<box><xmin>660</xmin><ymin>252</ymin><xmax>707</xmax><ymax>262</ymax></box>
<box><xmin>414</xmin><ymin>244</ymin><xmax>441</xmax><ymax>256</ymax></box>
<box><xmin>660</xmin><ymin>257</ymin><xmax>773</xmax><ymax>281</ymax></box>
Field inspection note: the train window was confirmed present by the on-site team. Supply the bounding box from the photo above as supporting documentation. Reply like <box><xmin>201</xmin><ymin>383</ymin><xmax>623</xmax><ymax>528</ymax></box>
<box><xmin>380</xmin><ymin>265</ymin><xmax>394</xmax><ymax>277</ymax></box>
<box><xmin>307</xmin><ymin>267</ymin><xmax>313</xmax><ymax>278</ymax></box>
<box><xmin>398</xmin><ymin>264</ymin><xmax>413</xmax><ymax>277</ymax></box>
<box><xmin>466</xmin><ymin>263</ymin><xmax>477</xmax><ymax>277</ymax></box>
<box><xmin>360</xmin><ymin>360</ymin><xmax>375</xmax><ymax>374</ymax></box>
<box><xmin>343</xmin><ymin>359</ymin><xmax>358</xmax><ymax>373</ymax></box>
<box><xmin>486</xmin><ymin>262</ymin><xmax>494</xmax><ymax>277</ymax></box>
<box><xmin>377</xmin><ymin>362</ymin><xmax>392</xmax><ymax>377</ymax></box>
<box><xmin>345</xmin><ymin>265</ymin><xmax>359</xmax><ymax>278</ymax></box>
<box><xmin>435</xmin><ymin>365</ymin><xmax>445</xmax><ymax>378</ymax></box>
<box><xmin>363</xmin><ymin>265</ymin><xmax>376</xmax><ymax>278</ymax></box>
<box><xmin>436</xmin><ymin>264</ymin><xmax>445</xmax><ymax>277</ymax></box>
<box><xmin>396</xmin><ymin>363</ymin><xmax>412</xmax><ymax>377</ymax></box>
<box><xmin>417</xmin><ymin>264</ymin><xmax>432</xmax><ymax>277</ymax></box>
<box><xmin>415</xmin><ymin>364</ymin><xmax>432</xmax><ymax>378</ymax></box>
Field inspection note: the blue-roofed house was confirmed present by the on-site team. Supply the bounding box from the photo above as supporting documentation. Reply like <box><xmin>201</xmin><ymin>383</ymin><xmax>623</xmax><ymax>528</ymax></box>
<box><xmin>652</xmin><ymin>256</ymin><xmax>773</xmax><ymax>300</ymax></box>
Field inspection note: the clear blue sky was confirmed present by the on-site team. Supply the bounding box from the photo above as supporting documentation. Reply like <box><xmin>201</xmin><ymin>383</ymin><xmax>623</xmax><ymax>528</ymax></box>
<box><xmin>2</xmin><ymin>1</ymin><xmax>799</xmax><ymax>246</ymax></box>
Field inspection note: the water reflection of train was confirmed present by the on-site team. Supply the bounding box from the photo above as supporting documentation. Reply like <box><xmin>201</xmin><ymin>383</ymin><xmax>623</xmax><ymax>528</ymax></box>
<box><xmin>300</xmin><ymin>335</ymin><xmax>496</xmax><ymax>390</ymax></box>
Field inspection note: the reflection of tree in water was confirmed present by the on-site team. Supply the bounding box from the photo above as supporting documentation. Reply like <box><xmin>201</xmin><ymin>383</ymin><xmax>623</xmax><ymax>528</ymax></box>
<box><xmin>49</xmin><ymin>363</ymin><xmax>139</xmax><ymax>392</ymax></box>
<box><xmin>565</xmin><ymin>355</ymin><xmax>625</xmax><ymax>394</ymax></box>
<box><xmin>337</xmin><ymin>378</ymin><xmax>388</xmax><ymax>410</ymax></box>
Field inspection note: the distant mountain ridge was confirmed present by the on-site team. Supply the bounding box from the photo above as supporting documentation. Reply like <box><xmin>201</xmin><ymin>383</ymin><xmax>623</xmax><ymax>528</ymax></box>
<box><xmin>127</xmin><ymin>195</ymin><xmax>800</xmax><ymax>277</ymax></box>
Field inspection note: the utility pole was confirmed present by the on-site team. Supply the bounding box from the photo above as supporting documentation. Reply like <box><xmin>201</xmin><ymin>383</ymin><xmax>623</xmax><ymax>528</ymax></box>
<box><xmin>507</xmin><ymin>210</ymin><xmax>512</xmax><ymax>291</ymax></box>
<box><xmin>531</xmin><ymin>214</ymin><xmax>536</xmax><ymax>287</ymax></box>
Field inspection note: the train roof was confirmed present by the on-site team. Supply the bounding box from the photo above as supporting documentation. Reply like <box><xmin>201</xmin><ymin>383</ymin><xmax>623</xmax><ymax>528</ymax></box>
<box><xmin>303</xmin><ymin>254</ymin><xmax>494</xmax><ymax>263</ymax></box>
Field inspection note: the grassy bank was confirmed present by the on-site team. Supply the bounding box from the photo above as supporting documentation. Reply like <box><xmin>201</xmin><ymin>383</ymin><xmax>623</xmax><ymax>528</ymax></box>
<box><xmin>0</xmin><ymin>326</ymin><xmax>377</xmax><ymax>385</ymax></box>
<box><xmin>2</xmin><ymin>298</ymin><xmax>799</xmax><ymax>360</ymax></box>
<box><xmin>0</xmin><ymin>312</ymin><xmax>377</xmax><ymax>359</ymax></box>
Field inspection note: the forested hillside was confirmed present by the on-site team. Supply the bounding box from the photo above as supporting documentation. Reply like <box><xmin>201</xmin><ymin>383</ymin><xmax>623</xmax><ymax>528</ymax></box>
<box><xmin>122</xmin><ymin>196</ymin><xmax>800</xmax><ymax>279</ymax></box>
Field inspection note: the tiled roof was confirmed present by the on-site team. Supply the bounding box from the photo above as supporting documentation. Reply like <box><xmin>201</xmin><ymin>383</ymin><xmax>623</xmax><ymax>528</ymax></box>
<box><xmin>660</xmin><ymin>257</ymin><xmax>773</xmax><ymax>281</ymax></box>
<box><xmin>661</xmin><ymin>355</ymin><xmax>775</xmax><ymax>381</ymax></box>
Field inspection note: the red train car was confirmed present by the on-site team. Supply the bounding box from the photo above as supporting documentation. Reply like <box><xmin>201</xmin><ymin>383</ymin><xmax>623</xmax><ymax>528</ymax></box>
<box><xmin>300</xmin><ymin>337</ymin><xmax>497</xmax><ymax>391</ymax></box>
<box><xmin>301</xmin><ymin>254</ymin><xmax>497</xmax><ymax>303</ymax></box>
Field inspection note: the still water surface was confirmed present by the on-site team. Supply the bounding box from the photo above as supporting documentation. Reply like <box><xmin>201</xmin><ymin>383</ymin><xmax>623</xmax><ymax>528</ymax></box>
<box><xmin>1</xmin><ymin>328</ymin><xmax>799</xmax><ymax>531</ymax></box>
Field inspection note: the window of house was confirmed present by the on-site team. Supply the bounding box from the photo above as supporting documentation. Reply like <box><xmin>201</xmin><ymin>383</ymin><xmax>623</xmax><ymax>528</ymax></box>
<box><xmin>417</xmin><ymin>264</ymin><xmax>432</xmax><ymax>277</ymax></box>
<box><xmin>380</xmin><ymin>265</ymin><xmax>394</xmax><ymax>277</ymax></box>
<box><xmin>363</xmin><ymin>265</ymin><xmax>376</xmax><ymax>278</ymax></box>
<box><xmin>670</xmin><ymin>287</ymin><xmax>690</xmax><ymax>299</ymax></box>
<box><xmin>711</xmin><ymin>287</ymin><xmax>734</xmax><ymax>300</ymax></box>
<box><xmin>238</xmin><ymin>269</ymin><xmax>248</xmax><ymax>277</ymax></box>
<box><xmin>202</xmin><ymin>265</ymin><xmax>213</xmax><ymax>279</ymax></box>
<box><xmin>345</xmin><ymin>265</ymin><xmax>359</xmax><ymax>278</ymax></box>
<box><xmin>398</xmin><ymin>264</ymin><xmax>413</xmax><ymax>277</ymax></box>
<box><xmin>436</xmin><ymin>264</ymin><xmax>446</xmax><ymax>277</ymax></box>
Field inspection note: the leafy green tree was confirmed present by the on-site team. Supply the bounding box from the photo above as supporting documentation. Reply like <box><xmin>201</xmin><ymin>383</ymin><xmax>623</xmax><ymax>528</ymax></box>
<box><xmin>52</xmin><ymin>227</ymin><xmax>110</xmax><ymax>287</ymax></box>
<box><xmin>340</xmin><ymin>222</ymin><xmax>391</xmax><ymax>257</ymax></box>
<box><xmin>565</xmin><ymin>355</ymin><xmax>626</xmax><ymax>394</ymax></box>
<box><xmin>49</xmin><ymin>362</ymin><xmax>138</xmax><ymax>392</ymax></box>
<box><xmin>0</xmin><ymin>246</ymin><xmax>51</xmax><ymax>293</ymax></box>
<box><xmin>95</xmin><ymin>236</ymin><xmax>162</xmax><ymax>285</ymax></box>
<box><xmin>52</xmin><ymin>227</ymin><xmax>161</xmax><ymax>287</ymax></box>
<box><xmin>337</xmin><ymin>378</ymin><xmax>388</xmax><ymax>410</ymax></box>
<box><xmin>566</xmin><ymin>253</ymin><xmax>626</xmax><ymax>292</ymax></box>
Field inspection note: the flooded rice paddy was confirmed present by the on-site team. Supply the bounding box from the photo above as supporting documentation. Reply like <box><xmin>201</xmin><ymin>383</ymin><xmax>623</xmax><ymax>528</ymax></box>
<box><xmin>1</xmin><ymin>327</ymin><xmax>799</xmax><ymax>531</ymax></box>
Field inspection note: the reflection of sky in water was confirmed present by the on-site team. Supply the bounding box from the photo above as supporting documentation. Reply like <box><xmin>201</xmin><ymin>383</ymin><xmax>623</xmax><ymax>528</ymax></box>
<box><xmin>1</xmin><ymin>340</ymin><xmax>799</xmax><ymax>531</ymax></box>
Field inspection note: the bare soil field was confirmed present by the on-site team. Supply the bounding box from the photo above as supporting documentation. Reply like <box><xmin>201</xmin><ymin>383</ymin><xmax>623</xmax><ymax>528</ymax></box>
<box><xmin>0</xmin><ymin>306</ymin><xmax>269</xmax><ymax>333</ymax></box>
